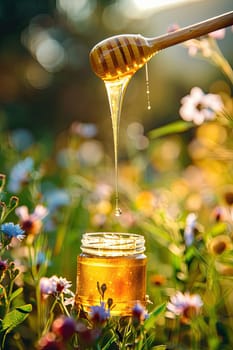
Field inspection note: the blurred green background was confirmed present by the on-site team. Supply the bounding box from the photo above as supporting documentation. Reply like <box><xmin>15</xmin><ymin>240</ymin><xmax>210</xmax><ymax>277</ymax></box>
<box><xmin>0</xmin><ymin>0</ymin><xmax>232</xmax><ymax>154</ymax></box>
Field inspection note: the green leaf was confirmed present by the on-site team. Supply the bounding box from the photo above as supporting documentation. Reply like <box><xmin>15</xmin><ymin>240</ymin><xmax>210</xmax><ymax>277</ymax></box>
<box><xmin>9</xmin><ymin>287</ymin><xmax>23</xmax><ymax>302</ymax></box>
<box><xmin>1</xmin><ymin>304</ymin><xmax>32</xmax><ymax>332</ymax></box>
<box><xmin>144</xmin><ymin>303</ymin><xmax>166</xmax><ymax>331</ymax></box>
<box><xmin>148</xmin><ymin>121</ymin><xmax>193</xmax><ymax>139</ymax></box>
<box><xmin>151</xmin><ymin>346</ymin><xmax>166</xmax><ymax>350</ymax></box>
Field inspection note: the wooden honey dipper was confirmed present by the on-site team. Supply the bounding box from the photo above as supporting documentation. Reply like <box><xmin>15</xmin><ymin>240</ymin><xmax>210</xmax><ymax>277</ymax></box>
<box><xmin>90</xmin><ymin>11</ymin><xmax>233</xmax><ymax>81</ymax></box>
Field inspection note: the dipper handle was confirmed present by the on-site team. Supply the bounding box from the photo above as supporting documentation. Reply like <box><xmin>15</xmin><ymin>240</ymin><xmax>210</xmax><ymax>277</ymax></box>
<box><xmin>147</xmin><ymin>10</ymin><xmax>233</xmax><ymax>51</ymax></box>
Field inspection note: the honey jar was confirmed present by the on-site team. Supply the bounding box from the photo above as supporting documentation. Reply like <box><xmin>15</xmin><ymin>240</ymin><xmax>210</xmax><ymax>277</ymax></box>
<box><xmin>76</xmin><ymin>232</ymin><xmax>147</xmax><ymax>316</ymax></box>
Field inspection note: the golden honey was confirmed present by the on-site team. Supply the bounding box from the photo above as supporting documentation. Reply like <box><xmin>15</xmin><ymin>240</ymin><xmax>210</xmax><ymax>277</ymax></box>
<box><xmin>76</xmin><ymin>232</ymin><xmax>147</xmax><ymax>316</ymax></box>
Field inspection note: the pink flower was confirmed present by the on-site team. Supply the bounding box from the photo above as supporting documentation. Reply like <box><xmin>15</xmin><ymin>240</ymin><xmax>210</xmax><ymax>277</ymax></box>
<box><xmin>167</xmin><ymin>291</ymin><xmax>203</xmax><ymax>324</ymax></box>
<box><xmin>37</xmin><ymin>332</ymin><xmax>62</xmax><ymax>350</ymax></box>
<box><xmin>52</xmin><ymin>316</ymin><xmax>76</xmax><ymax>341</ymax></box>
<box><xmin>16</xmin><ymin>205</ymin><xmax>48</xmax><ymax>237</ymax></box>
<box><xmin>179</xmin><ymin>87</ymin><xmax>223</xmax><ymax>125</ymax></box>
<box><xmin>40</xmin><ymin>275</ymin><xmax>74</xmax><ymax>299</ymax></box>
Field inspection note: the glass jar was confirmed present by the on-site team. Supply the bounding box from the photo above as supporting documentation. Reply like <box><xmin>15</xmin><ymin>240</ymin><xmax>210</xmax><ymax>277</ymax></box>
<box><xmin>75</xmin><ymin>232</ymin><xmax>147</xmax><ymax>316</ymax></box>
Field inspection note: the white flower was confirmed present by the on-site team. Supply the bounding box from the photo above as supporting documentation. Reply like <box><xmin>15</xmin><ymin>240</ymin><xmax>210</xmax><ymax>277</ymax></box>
<box><xmin>179</xmin><ymin>87</ymin><xmax>223</xmax><ymax>125</ymax></box>
<box><xmin>167</xmin><ymin>291</ymin><xmax>203</xmax><ymax>323</ymax></box>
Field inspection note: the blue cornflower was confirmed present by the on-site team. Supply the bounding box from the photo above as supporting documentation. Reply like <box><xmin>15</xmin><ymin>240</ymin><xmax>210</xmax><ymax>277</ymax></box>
<box><xmin>90</xmin><ymin>302</ymin><xmax>110</xmax><ymax>325</ymax></box>
<box><xmin>1</xmin><ymin>223</ymin><xmax>25</xmax><ymax>241</ymax></box>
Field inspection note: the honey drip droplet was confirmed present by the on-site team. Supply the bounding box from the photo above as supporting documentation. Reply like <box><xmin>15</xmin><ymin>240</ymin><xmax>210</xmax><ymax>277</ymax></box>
<box><xmin>145</xmin><ymin>63</ymin><xmax>151</xmax><ymax>110</ymax></box>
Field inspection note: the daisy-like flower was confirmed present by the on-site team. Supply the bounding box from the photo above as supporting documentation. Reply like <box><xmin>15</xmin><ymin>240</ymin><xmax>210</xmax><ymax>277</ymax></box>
<box><xmin>167</xmin><ymin>291</ymin><xmax>203</xmax><ymax>324</ymax></box>
<box><xmin>184</xmin><ymin>213</ymin><xmax>197</xmax><ymax>246</ymax></box>
<box><xmin>8</xmin><ymin>157</ymin><xmax>34</xmax><ymax>193</ymax></box>
<box><xmin>15</xmin><ymin>205</ymin><xmax>48</xmax><ymax>238</ymax></box>
<box><xmin>40</xmin><ymin>275</ymin><xmax>74</xmax><ymax>299</ymax></box>
<box><xmin>179</xmin><ymin>87</ymin><xmax>223</xmax><ymax>125</ymax></box>
<box><xmin>1</xmin><ymin>223</ymin><xmax>25</xmax><ymax>241</ymax></box>
<box><xmin>89</xmin><ymin>302</ymin><xmax>110</xmax><ymax>325</ymax></box>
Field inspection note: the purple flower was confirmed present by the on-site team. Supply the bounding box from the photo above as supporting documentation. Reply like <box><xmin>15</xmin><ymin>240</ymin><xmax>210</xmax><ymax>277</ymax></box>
<box><xmin>90</xmin><ymin>302</ymin><xmax>110</xmax><ymax>325</ymax></box>
<box><xmin>1</xmin><ymin>223</ymin><xmax>25</xmax><ymax>241</ymax></box>
<box><xmin>132</xmin><ymin>302</ymin><xmax>148</xmax><ymax>325</ymax></box>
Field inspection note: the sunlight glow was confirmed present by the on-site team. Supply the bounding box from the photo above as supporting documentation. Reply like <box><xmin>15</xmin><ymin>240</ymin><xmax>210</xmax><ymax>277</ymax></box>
<box><xmin>119</xmin><ymin>0</ymin><xmax>202</xmax><ymax>19</ymax></box>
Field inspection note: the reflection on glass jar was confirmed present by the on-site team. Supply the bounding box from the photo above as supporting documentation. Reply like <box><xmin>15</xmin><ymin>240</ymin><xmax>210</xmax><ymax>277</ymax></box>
<box><xmin>76</xmin><ymin>232</ymin><xmax>147</xmax><ymax>316</ymax></box>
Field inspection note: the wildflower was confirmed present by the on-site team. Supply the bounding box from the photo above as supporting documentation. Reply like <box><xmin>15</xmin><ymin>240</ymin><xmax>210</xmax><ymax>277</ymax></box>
<box><xmin>40</xmin><ymin>277</ymin><xmax>54</xmax><ymax>296</ymax></box>
<box><xmin>1</xmin><ymin>223</ymin><xmax>25</xmax><ymax>241</ymax></box>
<box><xmin>90</xmin><ymin>302</ymin><xmax>110</xmax><ymax>325</ymax></box>
<box><xmin>52</xmin><ymin>316</ymin><xmax>76</xmax><ymax>341</ymax></box>
<box><xmin>179</xmin><ymin>87</ymin><xmax>223</xmax><ymax>125</ymax></box>
<box><xmin>132</xmin><ymin>302</ymin><xmax>148</xmax><ymax>326</ymax></box>
<box><xmin>167</xmin><ymin>291</ymin><xmax>203</xmax><ymax>324</ymax></box>
<box><xmin>37</xmin><ymin>332</ymin><xmax>62</xmax><ymax>350</ymax></box>
<box><xmin>15</xmin><ymin>205</ymin><xmax>48</xmax><ymax>237</ymax></box>
<box><xmin>150</xmin><ymin>274</ymin><xmax>166</xmax><ymax>286</ymax></box>
<box><xmin>8</xmin><ymin>157</ymin><xmax>34</xmax><ymax>193</ymax></box>
<box><xmin>184</xmin><ymin>213</ymin><xmax>197</xmax><ymax>246</ymax></box>
<box><xmin>40</xmin><ymin>275</ymin><xmax>74</xmax><ymax>298</ymax></box>
<box><xmin>207</xmin><ymin>235</ymin><xmax>232</xmax><ymax>255</ymax></box>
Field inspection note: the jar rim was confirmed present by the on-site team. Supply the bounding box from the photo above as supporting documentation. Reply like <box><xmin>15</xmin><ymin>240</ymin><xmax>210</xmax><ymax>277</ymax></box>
<box><xmin>81</xmin><ymin>232</ymin><xmax>145</xmax><ymax>256</ymax></box>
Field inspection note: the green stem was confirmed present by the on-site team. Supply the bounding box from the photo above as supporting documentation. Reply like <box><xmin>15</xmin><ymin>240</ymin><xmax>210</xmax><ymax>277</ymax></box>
<box><xmin>58</xmin><ymin>294</ymin><xmax>70</xmax><ymax>317</ymax></box>
<box><xmin>42</xmin><ymin>298</ymin><xmax>58</xmax><ymax>336</ymax></box>
<box><xmin>5</xmin><ymin>279</ymin><xmax>14</xmax><ymax>314</ymax></box>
